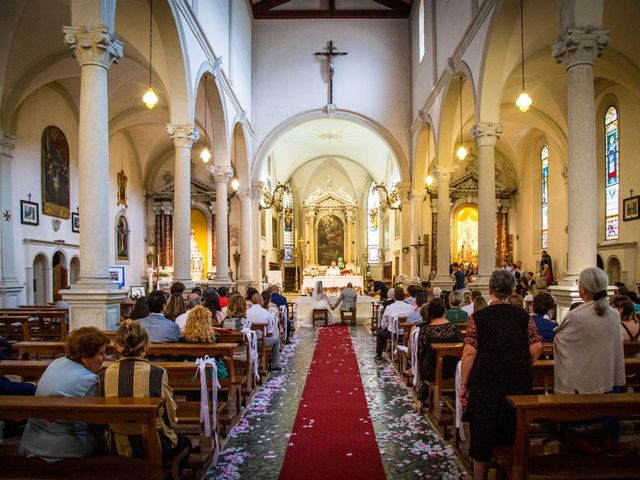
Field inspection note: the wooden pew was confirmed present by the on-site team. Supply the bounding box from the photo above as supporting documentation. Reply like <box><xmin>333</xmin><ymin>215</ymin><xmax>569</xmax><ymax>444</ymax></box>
<box><xmin>0</xmin><ymin>309</ymin><xmax>68</xmax><ymax>341</ymax></box>
<box><xmin>0</xmin><ymin>396</ymin><xmax>186</xmax><ymax>480</ymax></box>
<box><xmin>505</xmin><ymin>393</ymin><xmax>640</xmax><ymax>480</ymax></box>
<box><xmin>217</xmin><ymin>331</ymin><xmax>257</xmax><ymax>405</ymax></box>
<box><xmin>0</xmin><ymin>316</ymin><xmax>32</xmax><ymax>341</ymax></box>
<box><xmin>370</xmin><ymin>302</ymin><xmax>381</xmax><ymax>335</ymax></box>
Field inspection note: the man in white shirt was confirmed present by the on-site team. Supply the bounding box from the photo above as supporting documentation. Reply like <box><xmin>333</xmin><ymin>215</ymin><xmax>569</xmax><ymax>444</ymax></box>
<box><xmin>325</xmin><ymin>261</ymin><xmax>341</xmax><ymax>276</ymax></box>
<box><xmin>247</xmin><ymin>293</ymin><xmax>281</xmax><ymax>371</ymax></box>
<box><xmin>376</xmin><ymin>287</ymin><xmax>415</xmax><ymax>359</ymax></box>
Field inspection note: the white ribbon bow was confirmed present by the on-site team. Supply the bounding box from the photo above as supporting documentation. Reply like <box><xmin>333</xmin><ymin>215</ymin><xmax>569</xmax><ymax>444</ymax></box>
<box><xmin>279</xmin><ymin>305</ymin><xmax>288</xmax><ymax>341</ymax></box>
<box><xmin>390</xmin><ymin>315</ymin><xmax>400</xmax><ymax>359</ymax></box>
<box><xmin>410</xmin><ymin>326</ymin><xmax>421</xmax><ymax>387</ymax></box>
<box><xmin>195</xmin><ymin>355</ymin><xmax>220</xmax><ymax>439</ymax></box>
<box><xmin>242</xmin><ymin>323</ymin><xmax>260</xmax><ymax>380</ymax></box>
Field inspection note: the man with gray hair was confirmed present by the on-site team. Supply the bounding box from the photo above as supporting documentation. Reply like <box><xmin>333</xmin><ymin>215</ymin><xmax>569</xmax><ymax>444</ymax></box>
<box><xmin>175</xmin><ymin>293</ymin><xmax>202</xmax><ymax>332</ymax></box>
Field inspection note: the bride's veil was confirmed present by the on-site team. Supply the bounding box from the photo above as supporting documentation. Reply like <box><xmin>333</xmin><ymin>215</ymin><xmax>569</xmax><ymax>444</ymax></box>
<box><xmin>312</xmin><ymin>280</ymin><xmax>324</xmax><ymax>302</ymax></box>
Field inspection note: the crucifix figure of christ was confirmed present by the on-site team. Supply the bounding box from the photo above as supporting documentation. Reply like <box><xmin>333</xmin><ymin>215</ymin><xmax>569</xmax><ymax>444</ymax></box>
<box><xmin>314</xmin><ymin>40</ymin><xmax>348</xmax><ymax>106</ymax></box>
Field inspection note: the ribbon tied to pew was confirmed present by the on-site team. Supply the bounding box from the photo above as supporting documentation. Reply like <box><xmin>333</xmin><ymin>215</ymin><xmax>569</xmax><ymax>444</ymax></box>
<box><xmin>242</xmin><ymin>324</ymin><xmax>260</xmax><ymax>380</ymax></box>
<box><xmin>410</xmin><ymin>326</ymin><xmax>421</xmax><ymax>388</ymax></box>
<box><xmin>390</xmin><ymin>315</ymin><xmax>400</xmax><ymax>360</ymax></box>
<box><xmin>195</xmin><ymin>355</ymin><xmax>221</xmax><ymax>439</ymax></box>
<box><xmin>279</xmin><ymin>305</ymin><xmax>288</xmax><ymax>342</ymax></box>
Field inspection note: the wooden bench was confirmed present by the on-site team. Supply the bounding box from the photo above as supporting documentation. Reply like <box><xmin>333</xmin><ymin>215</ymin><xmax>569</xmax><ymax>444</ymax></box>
<box><xmin>312</xmin><ymin>309</ymin><xmax>329</xmax><ymax>327</ymax></box>
<box><xmin>370</xmin><ymin>302</ymin><xmax>381</xmax><ymax>335</ymax></box>
<box><xmin>505</xmin><ymin>393</ymin><xmax>640</xmax><ymax>480</ymax></box>
<box><xmin>0</xmin><ymin>396</ymin><xmax>186</xmax><ymax>480</ymax></box>
<box><xmin>217</xmin><ymin>331</ymin><xmax>257</xmax><ymax>405</ymax></box>
<box><xmin>0</xmin><ymin>316</ymin><xmax>32</xmax><ymax>341</ymax></box>
<box><xmin>0</xmin><ymin>310</ymin><xmax>68</xmax><ymax>341</ymax></box>
<box><xmin>340</xmin><ymin>308</ymin><xmax>356</xmax><ymax>326</ymax></box>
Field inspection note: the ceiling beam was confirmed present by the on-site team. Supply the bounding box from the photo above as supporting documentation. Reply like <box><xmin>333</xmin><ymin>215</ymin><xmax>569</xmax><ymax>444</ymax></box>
<box><xmin>371</xmin><ymin>0</ymin><xmax>411</xmax><ymax>17</ymax></box>
<box><xmin>252</xmin><ymin>0</ymin><xmax>293</xmax><ymax>15</ymax></box>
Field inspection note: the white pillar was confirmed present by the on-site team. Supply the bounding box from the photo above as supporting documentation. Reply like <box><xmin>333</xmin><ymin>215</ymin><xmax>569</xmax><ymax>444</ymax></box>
<box><xmin>213</xmin><ymin>165</ymin><xmax>233</xmax><ymax>283</ymax></box>
<box><xmin>410</xmin><ymin>190</ymin><xmax>426</xmax><ymax>277</ymax></box>
<box><xmin>0</xmin><ymin>132</ymin><xmax>23</xmax><ymax>307</ymax></box>
<box><xmin>60</xmin><ymin>25</ymin><xmax>126</xmax><ymax>330</ymax></box>
<box><xmin>550</xmin><ymin>26</ymin><xmax>609</xmax><ymax>320</ymax></box>
<box><xmin>238</xmin><ymin>187</ymin><xmax>253</xmax><ymax>282</ymax></box>
<box><xmin>433</xmin><ymin>167</ymin><xmax>454</xmax><ymax>289</ymax></box>
<box><xmin>167</xmin><ymin>124</ymin><xmax>198</xmax><ymax>284</ymax></box>
<box><xmin>471</xmin><ymin>122</ymin><xmax>502</xmax><ymax>291</ymax></box>
<box><xmin>251</xmin><ymin>182</ymin><xmax>263</xmax><ymax>283</ymax></box>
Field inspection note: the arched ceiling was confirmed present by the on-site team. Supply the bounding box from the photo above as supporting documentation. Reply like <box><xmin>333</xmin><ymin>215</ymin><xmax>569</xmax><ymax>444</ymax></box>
<box><xmin>263</xmin><ymin>117</ymin><xmax>400</xmax><ymax>184</ymax></box>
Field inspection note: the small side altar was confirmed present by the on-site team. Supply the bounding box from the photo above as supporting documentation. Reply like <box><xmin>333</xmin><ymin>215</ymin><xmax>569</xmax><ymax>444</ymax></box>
<box><xmin>301</xmin><ymin>275</ymin><xmax>364</xmax><ymax>295</ymax></box>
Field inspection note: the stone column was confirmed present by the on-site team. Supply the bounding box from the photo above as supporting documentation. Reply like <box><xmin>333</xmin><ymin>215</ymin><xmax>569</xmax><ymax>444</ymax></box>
<box><xmin>0</xmin><ymin>132</ymin><xmax>23</xmax><ymax>307</ymax></box>
<box><xmin>410</xmin><ymin>190</ymin><xmax>426</xmax><ymax>277</ymax></box>
<box><xmin>61</xmin><ymin>25</ymin><xmax>125</xmax><ymax>330</ymax></box>
<box><xmin>251</xmin><ymin>182</ymin><xmax>263</xmax><ymax>283</ymax></box>
<box><xmin>550</xmin><ymin>26</ymin><xmax>609</xmax><ymax>319</ymax></box>
<box><xmin>213</xmin><ymin>165</ymin><xmax>233</xmax><ymax>283</ymax></box>
<box><xmin>471</xmin><ymin>122</ymin><xmax>502</xmax><ymax>292</ymax></box>
<box><xmin>432</xmin><ymin>167</ymin><xmax>454</xmax><ymax>289</ymax></box>
<box><xmin>397</xmin><ymin>182</ymin><xmax>412</xmax><ymax>276</ymax></box>
<box><xmin>237</xmin><ymin>187</ymin><xmax>253</xmax><ymax>282</ymax></box>
<box><xmin>167</xmin><ymin>124</ymin><xmax>198</xmax><ymax>284</ymax></box>
<box><xmin>306</xmin><ymin>209</ymin><xmax>317</xmax><ymax>265</ymax></box>
<box><xmin>346</xmin><ymin>210</ymin><xmax>355</xmax><ymax>263</ymax></box>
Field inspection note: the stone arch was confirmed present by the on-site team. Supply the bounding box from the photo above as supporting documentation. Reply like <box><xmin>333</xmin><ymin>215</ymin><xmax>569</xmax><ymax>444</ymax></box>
<box><xmin>193</xmin><ymin>64</ymin><xmax>229</xmax><ymax>167</ymax></box>
<box><xmin>412</xmin><ymin>122</ymin><xmax>436</xmax><ymax>191</ymax></box>
<box><xmin>32</xmin><ymin>253</ymin><xmax>50</xmax><ymax>305</ymax></box>
<box><xmin>231</xmin><ymin>122</ymin><xmax>250</xmax><ymax>186</ymax></box>
<box><xmin>70</xmin><ymin>256</ymin><xmax>81</xmax><ymax>285</ymax></box>
<box><xmin>252</xmin><ymin>108</ymin><xmax>409</xmax><ymax>183</ymax></box>
<box><xmin>606</xmin><ymin>255</ymin><xmax>621</xmax><ymax>284</ymax></box>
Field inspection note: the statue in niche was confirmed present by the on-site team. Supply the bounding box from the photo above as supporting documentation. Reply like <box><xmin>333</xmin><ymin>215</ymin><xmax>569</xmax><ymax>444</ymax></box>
<box><xmin>190</xmin><ymin>228</ymin><xmax>204</xmax><ymax>281</ymax></box>
<box><xmin>117</xmin><ymin>170</ymin><xmax>128</xmax><ymax>208</ymax></box>
<box><xmin>116</xmin><ymin>215</ymin><xmax>129</xmax><ymax>261</ymax></box>
<box><xmin>325</xmin><ymin>175</ymin><xmax>334</xmax><ymax>190</ymax></box>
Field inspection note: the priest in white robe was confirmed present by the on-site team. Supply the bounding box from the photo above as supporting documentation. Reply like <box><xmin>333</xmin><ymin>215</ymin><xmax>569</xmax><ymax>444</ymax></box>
<box><xmin>325</xmin><ymin>261</ymin><xmax>341</xmax><ymax>276</ymax></box>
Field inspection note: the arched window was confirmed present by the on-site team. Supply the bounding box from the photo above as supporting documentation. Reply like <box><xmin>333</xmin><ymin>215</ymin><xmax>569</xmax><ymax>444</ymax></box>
<box><xmin>282</xmin><ymin>186</ymin><xmax>294</xmax><ymax>263</ymax></box>
<box><xmin>540</xmin><ymin>145</ymin><xmax>549</xmax><ymax>249</ymax></box>
<box><xmin>367</xmin><ymin>185</ymin><xmax>380</xmax><ymax>264</ymax></box>
<box><xmin>418</xmin><ymin>0</ymin><xmax>425</xmax><ymax>62</ymax></box>
<box><xmin>605</xmin><ymin>106</ymin><xmax>619</xmax><ymax>240</ymax></box>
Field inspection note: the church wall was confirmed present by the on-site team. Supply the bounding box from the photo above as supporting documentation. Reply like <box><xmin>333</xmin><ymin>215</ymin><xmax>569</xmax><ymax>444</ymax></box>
<box><xmin>434</xmin><ymin>0</ymin><xmax>474</xmax><ymax>78</ymax></box>
<box><xmin>10</xmin><ymin>86</ymin><xmax>80</xmax><ymax>304</ymax></box>
<box><xmin>108</xmin><ymin>133</ymin><xmax>146</xmax><ymax>289</ymax></box>
<box><xmin>252</xmin><ymin>19</ymin><xmax>412</xmax><ymax>167</ymax></box>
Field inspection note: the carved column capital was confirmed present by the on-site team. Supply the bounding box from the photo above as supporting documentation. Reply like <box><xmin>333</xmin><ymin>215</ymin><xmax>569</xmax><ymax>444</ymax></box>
<box><xmin>63</xmin><ymin>25</ymin><xmax>123</xmax><ymax>69</ymax></box>
<box><xmin>0</xmin><ymin>132</ymin><xmax>16</xmax><ymax>158</ymax></box>
<box><xmin>434</xmin><ymin>166</ymin><xmax>451</xmax><ymax>182</ymax></box>
<box><xmin>410</xmin><ymin>190</ymin><xmax>427</xmax><ymax>202</ymax></box>
<box><xmin>472</xmin><ymin>122</ymin><xmax>503</xmax><ymax>147</ymax></box>
<box><xmin>167</xmin><ymin>124</ymin><xmax>199</xmax><ymax>148</ymax></box>
<box><xmin>212</xmin><ymin>165</ymin><xmax>234</xmax><ymax>182</ymax></box>
<box><xmin>237</xmin><ymin>187</ymin><xmax>253</xmax><ymax>199</ymax></box>
<box><xmin>552</xmin><ymin>26</ymin><xmax>609</xmax><ymax>69</ymax></box>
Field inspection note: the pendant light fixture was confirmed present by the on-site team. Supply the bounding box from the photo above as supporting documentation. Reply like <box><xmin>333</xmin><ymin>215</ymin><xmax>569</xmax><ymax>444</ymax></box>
<box><xmin>515</xmin><ymin>0</ymin><xmax>532</xmax><ymax>112</ymax></box>
<box><xmin>142</xmin><ymin>0</ymin><xmax>158</xmax><ymax>109</ymax></box>
<box><xmin>456</xmin><ymin>77</ymin><xmax>467</xmax><ymax>160</ymax></box>
<box><xmin>200</xmin><ymin>75</ymin><xmax>212</xmax><ymax>163</ymax></box>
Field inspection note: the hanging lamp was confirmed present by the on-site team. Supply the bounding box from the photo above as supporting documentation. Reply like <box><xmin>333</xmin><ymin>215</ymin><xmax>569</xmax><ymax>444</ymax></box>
<box><xmin>200</xmin><ymin>75</ymin><xmax>212</xmax><ymax>163</ymax></box>
<box><xmin>456</xmin><ymin>78</ymin><xmax>467</xmax><ymax>160</ymax></box>
<box><xmin>142</xmin><ymin>0</ymin><xmax>158</xmax><ymax>109</ymax></box>
<box><xmin>516</xmin><ymin>0</ymin><xmax>532</xmax><ymax>112</ymax></box>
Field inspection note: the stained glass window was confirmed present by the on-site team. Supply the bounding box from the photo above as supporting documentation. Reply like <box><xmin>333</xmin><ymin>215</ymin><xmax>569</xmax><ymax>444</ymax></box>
<box><xmin>605</xmin><ymin>106</ymin><xmax>619</xmax><ymax>240</ymax></box>
<box><xmin>541</xmin><ymin>145</ymin><xmax>549</xmax><ymax>249</ymax></box>
<box><xmin>282</xmin><ymin>186</ymin><xmax>294</xmax><ymax>263</ymax></box>
<box><xmin>367</xmin><ymin>185</ymin><xmax>380</xmax><ymax>264</ymax></box>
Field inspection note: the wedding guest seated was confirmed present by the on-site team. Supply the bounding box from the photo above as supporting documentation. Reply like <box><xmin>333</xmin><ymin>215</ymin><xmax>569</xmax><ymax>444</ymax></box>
<box><xmin>508</xmin><ymin>293</ymin><xmax>524</xmax><ymax>308</ymax></box>
<box><xmin>380</xmin><ymin>289</ymin><xmax>396</xmax><ymax>315</ymax></box>
<box><xmin>100</xmin><ymin>320</ymin><xmax>191</xmax><ymax>474</ymax></box>
<box><xmin>416</xmin><ymin>298</ymin><xmax>463</xmax><ymax>410</ymax></box>
<box><xmin>203</xmin><ymin>287</ymin><xmax>225</xmax><ymax>325</ymax></box>
<box><xmin>223</xmin><ymin>293</ymin><xmax>248</xmax><ymax>330</ymax></box>
<box><xmin>612</xmin><ymin>295</ymin><xmax>640</xmax><ymax>341</ymax></box>
<box><xmin>407</xmin><ymin>290</ymin><xmax>429</xmax><ymax>325</ymax></box>
<box><xmin>218</xmin><ymin>286</ymin><xmax>230</xmax><ymax>309</ymax></box>
<box><xmin>175</xmin><ymin>293</ymin><xmax>201</xmax><ymax>332</ymax></box>
<box><xmin>531</xmin><ymin>293</ymin><xmax>557</xmax><ymax>342</ymax></box>
<box><xmin>246</xmin><ymin>287</ymin><xmax>259</xmax><ymax>305</ymax></box>
<box><xmin>270</xmin><ymin>284</ymin><xmax>292</xmax><ymax>342</ymax></box>
<box><xmin>20</xmin><ymin>327</ymin><xmax>110</xmax><ymax>462</ymax></box>
<box><xmin>462</xmin><ymin>290</ymin><xmax>481</xmax><ymax>316</ymax></box>
<box><xmin>445</xmin><ymin>290</ymin><xmax>468</xmax><ymax>325</ymax></box>
<box><xmin>170</xmin><ymin>281</ymin><xmax>186</xmax><ymax>296</ymax></box>
<box><xmin>248</xmin><ymin>293</ymin><xmax>281</xmax><ymax>371</ymax></box>
<box><xmin>137</xmin><ymin>290</ymin><xmax>180</xmax><ymax>343</ymax></box>
<box><xmin>473</xmin><ymin>295</ymin><xmax>488</xmax><ymax>313</ymax></box>
<box><xmin>523</xmin><ymin>294</ymin><xmax>534</xmax><ymax>314</ymax></box>
<box><xmin>191</xmin><ymin>286</ymin><xmax>203</xmax><ymax>297</ymax></box>
<box><xmin>376</xmin><ymin>287</ymin><xmax>415</xmax><ymax>360</ymax></box>
<box><xmin>261</xmin><ymin>290</ymin><xmax>279</xmax><ymax>316</ymax></box>
<box><xmin>182</xmin><ymin>305</ymin><xmax>217</xmax><ymax>343</ymax></box>
<box><xmin>164</xmin><ymin>291</ymin><xmax>186</xmax><ymax>321</ymax></box>
<box><xmin>129</xmin><ymin>296</ymin><xmax>149</xmax><ymax>320</ymax></box>
<box><xmin>404</xmin><ymin>285</ymin><xmax>417</xmax><ymax>306</ymax></box>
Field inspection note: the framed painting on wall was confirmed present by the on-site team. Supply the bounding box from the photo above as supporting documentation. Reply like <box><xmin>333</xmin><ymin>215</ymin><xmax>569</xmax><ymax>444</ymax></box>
<box><xmin>623</xmin><ymin>195</ymin><xmax>639</xmax><ymax>221</ymax></box>
<box><xmin>260</xmin><ymin>209</ymin><xmax>266</xmax><ymax>239</ymax></box>
<box><xmin>20</xmin><ymin>200</ymin><xmax>39</xmax><ymax>226</ymax></box>
<box><xmin>71</xmin><ymin>212</ymin><xmax>79</xmax><ymax>233</ymax></box>
<box><xmin>316</xmin><ymin>215</ymin><xmax>344</xmax><ymax>265</ymax></box>
<box><xmin>109</xmin><ymin>266</ymin><xmax>125</xmax><ymax>289</ymax></box>
<box><xmin>41</xmin><ymin>126</ymin><xmax>70</xmax><ymax>219</ymax></box>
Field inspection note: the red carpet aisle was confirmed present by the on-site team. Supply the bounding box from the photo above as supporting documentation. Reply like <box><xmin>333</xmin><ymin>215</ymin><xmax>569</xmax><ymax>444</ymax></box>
<box><xmin>279</xmin><ymin>325</ymin><xmax>387</xmax><ymax>480</ymax></box>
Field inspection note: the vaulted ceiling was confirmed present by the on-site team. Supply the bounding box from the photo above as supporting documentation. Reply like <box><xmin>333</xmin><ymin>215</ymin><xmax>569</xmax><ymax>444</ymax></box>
<box><xmin>251</xmin><ymin>0</ymin><xmax>412</xmax><ymax>19</ymax></box>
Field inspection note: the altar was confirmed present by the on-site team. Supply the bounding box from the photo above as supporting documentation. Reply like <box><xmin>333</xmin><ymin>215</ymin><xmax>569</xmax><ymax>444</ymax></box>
<box><xmin>301</xmin><ymin>275</ymin><xmax>364</xmax><ymax>295</ymax></box>
<box><xmin>295</xmin><ymin>295</ymin><xmax>373</xmax><ymax>327</ymax></box>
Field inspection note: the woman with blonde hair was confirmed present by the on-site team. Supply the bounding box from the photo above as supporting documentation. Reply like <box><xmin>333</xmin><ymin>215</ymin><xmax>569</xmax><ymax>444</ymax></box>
<box><xmin>99</xmin><ymin>320</ymin><xmax>191</xmax><ymax>473</ymax></box>
<box><xmin>183</xmin><ymin>305</ymin><xmax>216</xmax><ymax>343</ymax></box>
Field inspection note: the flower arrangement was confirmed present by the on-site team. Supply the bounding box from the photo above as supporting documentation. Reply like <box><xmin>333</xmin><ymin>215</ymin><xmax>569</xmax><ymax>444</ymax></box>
<box><xmin>340</xmin><ymin>269</ymin><xmax>353</xmax><ymax>275</ymax></box>
<box><xmin>158</xmin><ymin>271</ymin><xmax>171</xmax><ymax>279</ymax></box>
<box><xmin>303</xmin><ymin>267</ymin><xmax>320</xmax><ymax>277</ymax></box>
<box><xmin>337</xmin><ymin>257</ymin><xmax>345</xmax><ymax>269</ymax></box>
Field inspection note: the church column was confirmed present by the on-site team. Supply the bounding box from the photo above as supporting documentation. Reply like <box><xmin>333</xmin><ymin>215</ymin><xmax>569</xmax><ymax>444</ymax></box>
<box><xmin>410</xmin><ymin>190</ymin><xmax>426</xmax><ymax>277</ymax></box>
<box><xmin>61</xmin><ymin>22</ymin><xmax>126</xmax><ymax>329</ymax></box>
<box><xmin>550</xmin><ymin>26</ymin><xmax>610</xmax><ymax>318</ymax></box>
<box><xmin>346</xmin><ymin>210</ymin><xmax>355</xmax><ymax>264</ymax></box>
<box><xmin>251</xmin><ymin>182</ymin><xmax>263</xmax><ymax>283</ymax></box>
<box><xmin>432</xmin><ymin>167</ymin><xmax>454</xmax><ymax>289</ymax></box>
<box><xmin>471</xmin><ymin>122</ymin><xmax>502</xmax><ymax>291</ymax></box>
<box><xmin>167</xmin><ymin>124</ymin><xmax>198</xmax><ymax>284</ymax></box>
<box><xmin>397</xmin><ymin>182</ymin><xmax>412</xmax><ymax>276</ymax></box>
<box><xmin>237</xmin><ymin>187</ymin><xmax>253</xmax><ymax>282</ymax></box>
<box><xmin>213</xmin><ymin>165</ymin><xmax>233</xmax><ymax>283</ymax></box>
<box><xmin>0</xmin><ymin>132</ymin><xmax>22</xmax><ymax>307</ymax></box>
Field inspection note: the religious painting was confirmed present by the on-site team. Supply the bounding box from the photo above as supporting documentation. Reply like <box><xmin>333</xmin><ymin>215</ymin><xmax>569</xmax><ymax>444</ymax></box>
<box><xmin>41</xmin><ymin>126</ymin><xmax>70</xmax><ymax>219</ymax></box>
<box><xmin>623</xmin><ymin>195</ymin><xmax>639</xmax><ymax>221</ymax></box>
<box><xmin>423</xmin><ymin>234</ymin><xmax>430</xmax><ymax>266</ymax></box>
<box><xmin>272</xmin><ymin>217</ymin><xmax>279</xmax><ymax>250</ymax></box>
<box><xmin>453</xmin><ymin>204</ymin><xmax>479</xmax><ymax>264</ymax></box>
<box><xmin>20</xmin><ymin>200</ymin><xmax>39</xmax><ymax>226</ymax></box>
<box><xmin>116</xmin><ymin>215</ymin><xmax>129</xmax><ymax>261</ymax></box>
<box><xmin>383</xmin><ymin>215</ymin><xmax>390</xmax><ymax>250</ymax></box>
<box><xmin>71</xmin><ymin>212</ymin><xmax>79</xmax><ymax>233</ymax></box>
<box><xmin>316</xmin><ymin>214</ymin><xmax>344</xmax><ymax>266</ymax></box>
<box><xmin>394</xmin><ymin>209</ymin><xmax>401</xmax><ymax>238</ymax></box>
<box><xmin>260</xmin><ymin>209</ymin><xmax>266</xmax><ymax>239</ymax></box>
<box><xmin>117</xmin><ymin>170</ymin><xmax>128</xmax><ymax>208</ymax></box>
<box><xmin>284</xmin><ymin>206</ymin><xmax>294</xmax><ymax>232</ymax></box>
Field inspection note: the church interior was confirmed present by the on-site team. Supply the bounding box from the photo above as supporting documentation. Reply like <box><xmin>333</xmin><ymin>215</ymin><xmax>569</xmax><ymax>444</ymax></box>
<box><xmin>1</xmin><ymin>0</ymin><xmax>640</xmax><ymax>479</ymax></box>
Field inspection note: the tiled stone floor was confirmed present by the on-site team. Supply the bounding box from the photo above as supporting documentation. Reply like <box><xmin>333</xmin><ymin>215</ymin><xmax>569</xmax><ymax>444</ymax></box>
<box><xmin>208</xmin><ymin>326</ymin><xmax>465</xmax><ymax>479</ymax></box>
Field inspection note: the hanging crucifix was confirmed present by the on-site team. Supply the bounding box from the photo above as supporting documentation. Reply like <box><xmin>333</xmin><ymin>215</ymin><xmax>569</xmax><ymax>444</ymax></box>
<box><xmin>314</xmin><ymin>41</ymin><xmax>348</xmax><ymax>107</ymax></box>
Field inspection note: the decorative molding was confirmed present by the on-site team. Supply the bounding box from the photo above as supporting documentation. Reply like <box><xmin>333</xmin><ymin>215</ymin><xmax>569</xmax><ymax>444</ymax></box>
<box><xmin>0</xmin><ymin>131</ymin><xmax>16</xmax><ymax>158</ymax></box>
<box><xmin>471</xmin><ymin>122</ymin><xmax>503</xmax><ymax>147</ymax></box>
<box><xmin>167</xmin><ymin>123</ymin><xmax>199</xmax><ymax>148</ymax></box>
<box><xmin>552</xmin><ymin>26</ymin><xmax>610</xmax><ymax>69</ymax></box>
<box><xmin>23</xmin><ymin>238</ymin><xmax>79</xmax><ymax>249</ymax></box>
<box><xmin>211</xmin><ymin>165</ymin><xmax>234</xmax><ymax>181</ymax></box>
<box><xmin>304</xmin><ymin>186</ymin><xmax>357</xmax><ymax>208</ymax></box>
<box><xmin>63</xmin><ymin>25</ymin><xmax>123</xmax><ymax>69</ymax></box>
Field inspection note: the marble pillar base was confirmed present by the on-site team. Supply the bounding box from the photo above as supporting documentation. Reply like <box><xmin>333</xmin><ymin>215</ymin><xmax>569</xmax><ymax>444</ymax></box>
<box><xmin>209</xmin><ymin>279</ymin><xmax>235</xmax><ymax>291</ymax></box>
<box><xmin>549</xmin><ymin>283</ymin><xmax>618</xmax><ymax>323</ymax></box>
<box><xmin>61</xmin><ymin>286</ymin><xmax>127</xmax><ymax>331</ymax></box>
<box><xmin>432</xmin><ymin>275</ymin><xmax>455</xmax><ymax>291</ymax></box>
<box><xmin>469</xmin><ymin>275</ymin><xmax>490</xmax><ymax>297</ymax></box>
<box><xmin>0</xmin><ymin>281</ymin><xmax>23</xmax><ymax>308</ymax></box>
<box><xmin>235</xmin><ymin>279</ymin><xmax>254</xmax><ymax>295</ymax></box>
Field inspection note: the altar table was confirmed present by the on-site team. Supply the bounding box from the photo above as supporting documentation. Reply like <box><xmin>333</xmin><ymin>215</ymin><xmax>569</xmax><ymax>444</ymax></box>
<box><xmin>295</xmin><ymin>295</ymin><xmax>373</xmax><ymax>327</ymax></box>
<box><xmin>301</xmin><ymin>275</ymin><xmax>364</xmax><ymax>295</ymax></box>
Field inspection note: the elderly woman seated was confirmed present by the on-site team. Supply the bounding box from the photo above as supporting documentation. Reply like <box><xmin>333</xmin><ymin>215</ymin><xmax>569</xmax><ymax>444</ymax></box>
<box><xmin>20</xmin><ymin>327</ymin><xmax>110</xmax><ymax>462</ymax></box>
<box><xmin>99</xmin><ymin>320</ymin><xmax>192</xmax><ymax>473</ymax></box>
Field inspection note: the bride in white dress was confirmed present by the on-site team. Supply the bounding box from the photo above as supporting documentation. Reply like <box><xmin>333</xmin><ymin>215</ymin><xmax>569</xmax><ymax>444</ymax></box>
<box><xmin>311</xmin><ymin>280</ymin><xmax>335</xmax><ymax>325</ymax></box>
